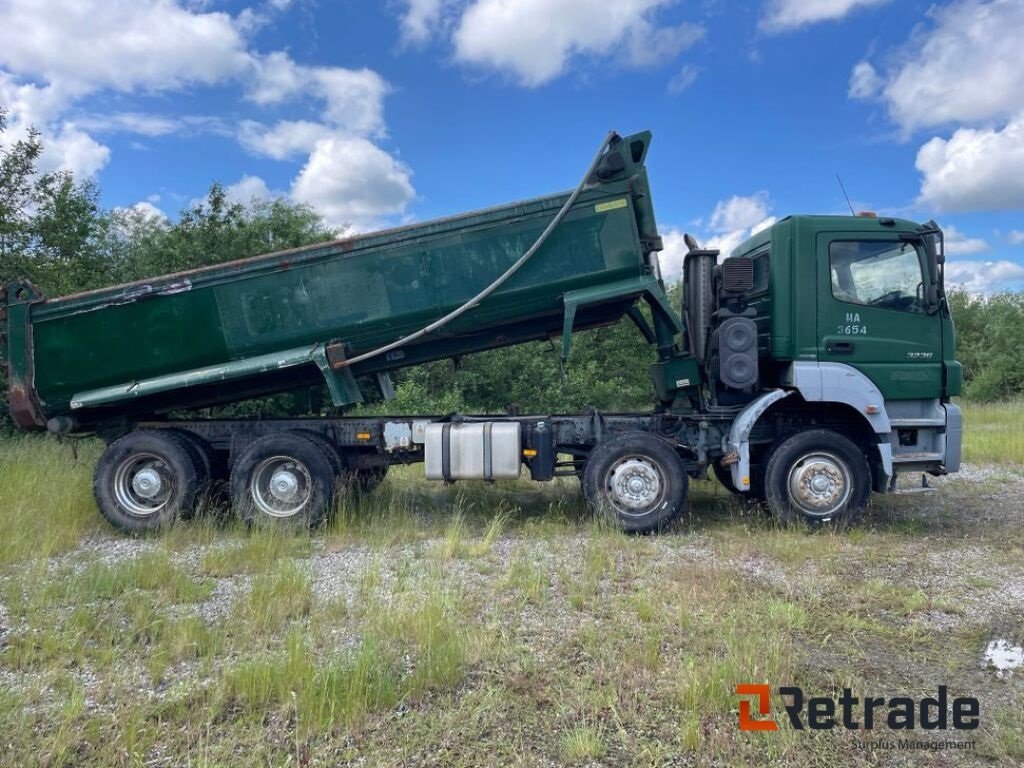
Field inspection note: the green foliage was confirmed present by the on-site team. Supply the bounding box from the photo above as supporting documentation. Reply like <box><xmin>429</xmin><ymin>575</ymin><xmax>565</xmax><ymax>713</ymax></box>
<box><xmin>361</xmin><ymin>316</ymin><xmax>657</xmax><ymax>417</ymax></box>
<box><xmin>947</xmin><ymin>290</ymin><xmax>1024</xmax><ymax>401</ymax></box>
<box><xmin>102</xmin><ymin>183</ymin><xmax>332</xmax><ymax>285</ymax></box>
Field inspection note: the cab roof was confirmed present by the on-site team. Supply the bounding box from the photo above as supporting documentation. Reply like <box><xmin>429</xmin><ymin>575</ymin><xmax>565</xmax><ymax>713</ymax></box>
<box><xmin>730</xmin><ymin>214</ymin><xmax>927</xmax><ymax>257</ymax></box>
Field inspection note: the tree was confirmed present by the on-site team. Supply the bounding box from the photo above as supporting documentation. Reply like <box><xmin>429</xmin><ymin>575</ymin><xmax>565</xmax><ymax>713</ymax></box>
<box><xmin>0</xmin><ymin>108</ymin><xmax>42</xmax><ymax>280</ymax></box>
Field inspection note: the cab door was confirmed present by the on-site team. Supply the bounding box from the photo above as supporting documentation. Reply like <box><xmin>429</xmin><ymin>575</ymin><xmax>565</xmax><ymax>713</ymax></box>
<box><xmin>817</xmin><ymin>233</ymin><xmax>943</xmax><ymax>400</ymax></box>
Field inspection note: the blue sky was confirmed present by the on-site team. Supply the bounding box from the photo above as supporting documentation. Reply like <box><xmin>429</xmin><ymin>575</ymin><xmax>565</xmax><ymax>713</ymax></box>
<box><xmin>0</xmin><ymin>0</ymin><xmax>1022</xmax><ymax>292</ymax></box>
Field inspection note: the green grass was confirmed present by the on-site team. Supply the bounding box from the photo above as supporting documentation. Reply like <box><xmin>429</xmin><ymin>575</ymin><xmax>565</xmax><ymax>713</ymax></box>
<box><xmin>0</xmin><ymin>436</ymin><xmax>104</xmax><ymax>566</ymax></box>
<box><xmin>961</xmin><ymin>398</ymin><xmax>1024</xmax><ymax>465</ymax></box>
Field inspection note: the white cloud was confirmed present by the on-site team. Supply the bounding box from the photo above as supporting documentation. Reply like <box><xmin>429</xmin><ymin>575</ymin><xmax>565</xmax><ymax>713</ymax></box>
<box><xmin>399</xmin><ymin>0</ymin><xmax>445</xmax><ymax>45</ymax></box>
<box><xmin>667</xmin><ymin>64</ymin><xmax>700</xmax><ymax>95</ymax></box>
<box><xmin>709</xmin><ymin>192</ymin><xmax>771</xmax><ymax>233</ymax></box>
<box><xmin>847</xmin><ymin>2</ymin><xmax>1024</xmax><ymax>216</ymax></box>
<box><xmin>622</xmin><ymin>21</ymin><xmax>705</xmax><ymax>70</ymax></box>
<box><xmin>1009</xmin><ymin>230</ymin><xmax>1024</xmax><ymax>245</ymax></box>
<box><xmin>852</xmin><ymin>0</ymin><xmax>1024</xmax><ymax>133</ymax></box>
<box><xmin>761</xmin><ymin>0</ymin><xmax>890</xmax><ymax>33</ymax></box>
<box><xmin>246</xmin><ymin>53</ymin><xmax>389</xmax><ymax>137</ymax></box>
<box><xmin>657</xmin><ymin>194</ymin><xmax>776</xmax><ymax>277</ymax></box>
<box><xmin>0</xmin><ymin>0</ymin><xmax>416</xmax><ymax>228</ymax></box>
<box><xmin>452</xmin><ymin>0</ymin><xmax>702</xmax><ymax>86</ymax></box>
<box><xmin>944</xmin><ymin>259</ymin><xmax>1024</xmax><ymax>294</ymax></box>
<box><xmin>36</xmin><ymin>124</ymin><xmax>111</xmax><ymax>177</ymax></box>
<box><xmin>658</xmin><ymin>228</ymin><xmax>688</xmax><ymax>282</ymax></box>
<box><xmin>847</xmin><ymin>61</ymin><xmax>882</xmax><ymax>99</ymax></box>
<box><xmin>290</xmin><ymin>137</ymin><xmax>415</xmax><ymax>231</ymax></box>
<box><xmin>0</xmin><ymin>1</ymin><xmax>247</xmax><ymax>177</ymax></box>
<box><xmin>225</xmin><ymin>174</ymin><xmax>273</xmax><ymax>206</ymax></box>
<box><xmin>238</xmin><ymin>119</ymin><xmax>336</xmax><ymax>160</ymax></box>
<box><xmin>942</xmin><ymin>225</ymin><xmax>989</xmax><ymax>256</ymax></box>
<box><xmin>126</xmin><ymin>200</ymin><xmax>168</xmax><ymax>221</ymax></box>
<box><xmin>705</xmin><ymin>193</ymin><xmax>775</xmax><ymax>257</ymax></box>
<box><xmin>75</xmin><ymin>112</ymin><xmax>179</xmax><ymax>137</ymax></box>
<box><xmin>0</xmin><ymin>0</ymin><xmax>249</xmax><ymax>95</ymax></box>
<box><xmin>916</xmin><ymin>116</ymin><xmax>1024</xmax><ymax>212</ymax></box>
<box><xmin>657</xmin><ymin>211</ymin><xmax>777</xmax><ymax>281</ymax></box>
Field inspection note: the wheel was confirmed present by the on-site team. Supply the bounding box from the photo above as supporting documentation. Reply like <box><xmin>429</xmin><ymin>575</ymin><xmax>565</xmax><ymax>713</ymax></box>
<box><xmin>763</xmin><ymin>429</ymin><xmax>870</xmax><ymax>528</ymax></box>
<box><xmin>582</xmin><ymin>433</ymin><xmax>688</xmax><ymax>534</ymax></box>
<box><xmin>286</xmin><ymin>429</ymin><xmax>343</xmax><ymax>476</ymax></box>
<box><xmin>712</xmin><ymin>459</ymin><xmax>766</xmax><ymax>501</ymax></box>
<box><xmin>230</xmin><ymin>432</ymin><xmax>336</xmax><ymax>529</ymax></box>
<box><xmin>163</xmin><ymin>429</ymin><xmax>214</xmax><ymax>483</ymax></box>
<box><xmin>93</xmin><ymin>430</ymin><xmax>202</xmax><ymax>534</ymax></box>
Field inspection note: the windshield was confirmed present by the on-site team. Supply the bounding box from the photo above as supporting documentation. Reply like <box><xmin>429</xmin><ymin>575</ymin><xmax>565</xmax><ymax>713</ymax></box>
<box><xmin>829</xmin><ymin>240</ymin><xmax>926</xmax><ymax>313</ymax></box>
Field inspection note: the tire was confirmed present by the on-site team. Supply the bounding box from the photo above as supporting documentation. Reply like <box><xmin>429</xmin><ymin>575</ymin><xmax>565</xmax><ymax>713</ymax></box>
<box><xmin>712</xmin><ymin>459</ymin><xmax>766</xmax><ymax>502</ymax></box>
<box><xmin>162</xmin><ymin>428</ymin><xmax>221</xmax><ymax>517</ymax></box>
<box><xmin>286</xmin><ymin>429</ymin><xmax>344</xmax><ymax>477</ymax></box>
<box><xmin>93</xmin><ymin>430</ymin><xmax>202</xmax><ymax>535</ymax></box>
<box><xmin>582</xmin><ymin>433</ymin><xmax>688</xmax><ymax>534</ymax></box>
<box><xmin>763</xmin><ymin>429</ymin><xmax>870</xmax><ymax>528</ymax></box>
<box><xmin>230</xmin><ymin>432</ymin><xmax>337</xmax><ymax>529</ymax></box>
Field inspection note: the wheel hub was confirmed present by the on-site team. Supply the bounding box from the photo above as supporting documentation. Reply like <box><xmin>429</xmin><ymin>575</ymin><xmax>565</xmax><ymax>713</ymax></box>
<box><xmin>788</xmin><ymin>452</ymin><xmax>850</xmax><ymax>517</ymax></box>
<box><xmin>608</xmin><ymin>458</ymin><xmax>664</xmax><ymax>514</ymax></box>
<box><xmin>251</xmin><ymin>457</ymin><xmax>312</xmax><ymax>518</ymax></box>
<box><xmin>131</xmin><ymin>468</ymin><xmax>163</xmax><ymax>499</ymax></box>
<box><xmin>113</xmin><ymin>453</ymin><xmax>174</xmax><ymax>517</ymax></box>
<box><xmin>269</xmin><ymin>470</ymin><xmax>300</xmax><ymax>502</ymax></box>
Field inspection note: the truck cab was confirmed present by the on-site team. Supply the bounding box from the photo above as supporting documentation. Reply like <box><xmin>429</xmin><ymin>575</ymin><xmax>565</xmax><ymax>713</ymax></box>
<box><xmin>707</xmin><ymin>213</ymin><xmax>961</xmax><ymax>520</ymax></box>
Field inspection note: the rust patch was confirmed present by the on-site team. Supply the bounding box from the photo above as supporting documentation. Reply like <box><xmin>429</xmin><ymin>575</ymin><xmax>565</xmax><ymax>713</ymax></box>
<box><xmin>8</xmin><ymin>382</ymin><xmax>46</xmax><ymax>430</ymax></box>
<box><xmin>325</xmin><ymin>341</ymin><xmax>350</xmax><ymax>369</ymax></box>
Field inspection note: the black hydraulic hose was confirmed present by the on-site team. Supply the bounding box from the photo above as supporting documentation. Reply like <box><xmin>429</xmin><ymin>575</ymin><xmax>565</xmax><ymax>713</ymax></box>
<box><xmin>339</xmin><ymin>130</ymin><xmax>618</xmax><ymax>368</ymax></box>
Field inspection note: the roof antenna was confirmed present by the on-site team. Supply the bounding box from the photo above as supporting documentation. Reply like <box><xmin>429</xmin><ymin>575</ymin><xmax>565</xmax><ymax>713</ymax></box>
<box><xmin>836</xmin><ymin>173</ymin><xmax>856</xmax><ymax>216</ymax></box>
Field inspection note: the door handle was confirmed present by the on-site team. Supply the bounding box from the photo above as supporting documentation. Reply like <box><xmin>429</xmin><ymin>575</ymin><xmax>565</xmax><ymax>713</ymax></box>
<box><xmin>827</xmin><ymin>341</ymin><xmax>854</xmax><ymax>354</ymax></box>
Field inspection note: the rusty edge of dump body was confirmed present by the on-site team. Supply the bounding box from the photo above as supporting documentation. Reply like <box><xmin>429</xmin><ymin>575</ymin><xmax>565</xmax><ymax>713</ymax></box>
<box><xmin>1</xmin><ymin>280</ymin><xmax>47</xmax><ymax>429</ymax></box>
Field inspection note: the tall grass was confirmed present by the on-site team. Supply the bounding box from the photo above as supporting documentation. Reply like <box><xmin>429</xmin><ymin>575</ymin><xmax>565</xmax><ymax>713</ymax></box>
<box><xmin>0</xmin><ymin>436</ymin><xmax>104</xmax><ymax>565</ymax></box>
<box><xmin>961</xmin><ymin>399</ymin><xmax>1024</xmax><ymax>465</ymax></box>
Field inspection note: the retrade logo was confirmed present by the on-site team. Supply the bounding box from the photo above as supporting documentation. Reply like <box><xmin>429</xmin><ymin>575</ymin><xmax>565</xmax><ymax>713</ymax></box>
<box><xmin>735</xmin><ymin>685</ymin><xmax>980</xmax><ymax>732</ymax></box>
<box><xmin>736</xmin><ymin>684</ymin><xmax>778</xmax><ymax>731</ymax></box>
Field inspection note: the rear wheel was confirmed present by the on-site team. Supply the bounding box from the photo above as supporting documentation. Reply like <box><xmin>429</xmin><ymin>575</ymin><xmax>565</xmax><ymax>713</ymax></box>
<box><xmin>582</xmin><ymin>433</ymin><xmax>688</xmax><ymax>534</ymax></box>
<box><xmin>93</xmin><ymin>430</ymin><xmax>202</xmax><ymax>534</ymax></box>
<box><xmin>163</xmin><ymin>428</ymin><xmax>222</xmax><ymax>516</ymax></box>
<box><xmin>230</xmin><ymin>432</ymin><xmax>336</xmax><ymax>529</ymax></box>
<box><xmin>763</xmin><ymin>429</ymin><xmax>870</xmax><ymax>528</ymax></box>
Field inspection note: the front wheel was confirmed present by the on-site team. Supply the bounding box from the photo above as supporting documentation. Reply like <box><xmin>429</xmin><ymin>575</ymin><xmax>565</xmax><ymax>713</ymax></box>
<box><xmin>582</xmin><ymin>433</ymin><xmax>688</xmax><ymax>534</ymax></box>
<box><xmin>763</xmin><ymin>429</ymin><xmax>870</xmax><ymax>528</ymax></box>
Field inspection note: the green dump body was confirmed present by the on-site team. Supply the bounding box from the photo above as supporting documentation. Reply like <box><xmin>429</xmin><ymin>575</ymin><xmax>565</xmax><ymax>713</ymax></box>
<box><xmin>3</xmin><ymin>132</ymin><xmax>679</xmax><ymax>431</ymax></box>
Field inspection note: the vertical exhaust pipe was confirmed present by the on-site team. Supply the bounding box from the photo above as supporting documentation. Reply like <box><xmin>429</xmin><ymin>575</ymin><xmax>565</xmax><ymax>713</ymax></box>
<box><xmin>682</xmin><ymin>235</ymin><xmax>718</xmax><ymax>364</ymax></box>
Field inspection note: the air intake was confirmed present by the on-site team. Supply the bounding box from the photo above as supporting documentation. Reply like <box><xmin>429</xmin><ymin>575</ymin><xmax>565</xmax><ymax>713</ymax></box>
<box><xmin>721</xmin><ymin>257</ymin><xmax>754</xmax><ymax>294</ymax></box>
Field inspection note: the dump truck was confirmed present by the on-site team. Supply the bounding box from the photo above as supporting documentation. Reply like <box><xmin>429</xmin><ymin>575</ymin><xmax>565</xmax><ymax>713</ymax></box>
<box><xmin>1</xmin><ymin>130</ymin><xmax>962</xmax><ymax>534</ymax></box>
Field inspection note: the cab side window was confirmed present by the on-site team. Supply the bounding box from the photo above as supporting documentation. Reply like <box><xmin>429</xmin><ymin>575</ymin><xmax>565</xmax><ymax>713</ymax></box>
<box><xmin>829</xmin><ymin>240</ymin><xmax>926</xmax><ymax>313</ymax></box>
